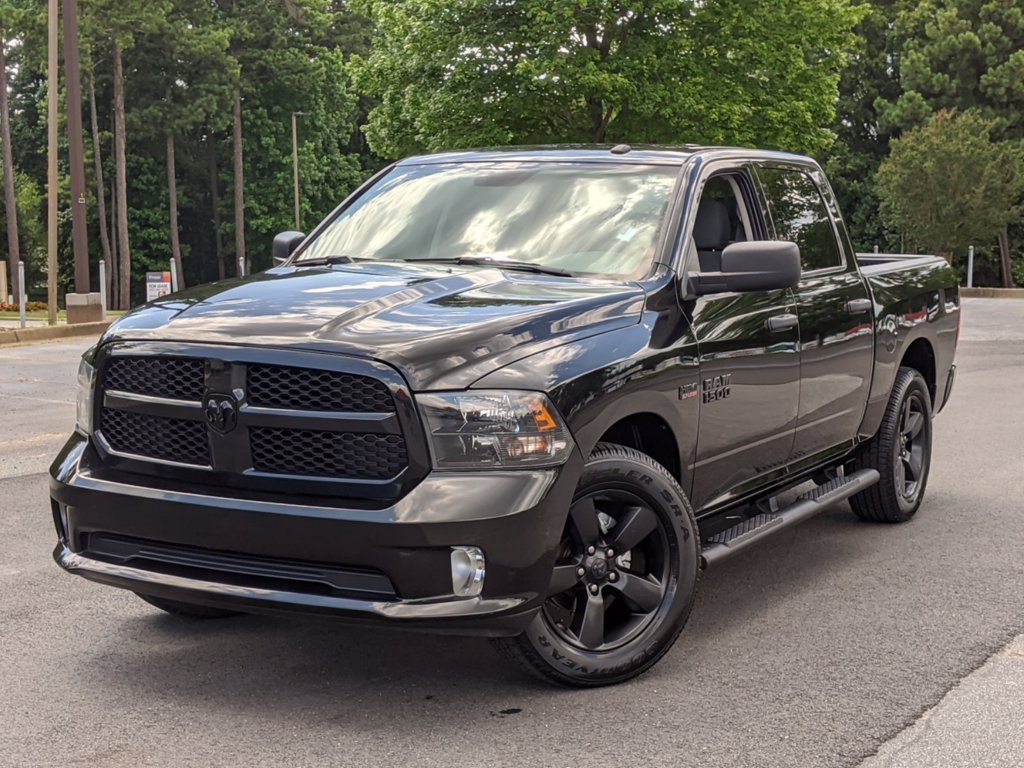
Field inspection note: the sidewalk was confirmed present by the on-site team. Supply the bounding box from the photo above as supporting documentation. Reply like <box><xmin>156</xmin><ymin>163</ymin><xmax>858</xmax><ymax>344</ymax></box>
<box><xmin>858</xmin><ymin>634</ymin><xmax>1024</xmax><ymax>767</ymax></box>
<box><xmin>0</xmin><ymin>318</ymin><xmax>111</xmax><ymax>345</ymax></box>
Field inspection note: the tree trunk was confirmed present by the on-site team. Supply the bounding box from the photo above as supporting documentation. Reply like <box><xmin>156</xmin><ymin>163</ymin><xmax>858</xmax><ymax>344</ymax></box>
<box><xmin>112</xmin><ymin>43</ymin><xmax>131</xmax><ymax>309</ymax></box>
<box><xmin>62</xmin><ymin>0</ymin><xmax>90</xmax><ymax>293</ymax></box>
<box><xmin>0</xmin><ymin>33</ymin><xmax>21</xmax><ymax>305</ymax></box>
<box><xmin>997</xmin><ymin>226</ymin><xmax>1013</xmax><ymax>289</ymax></box>
<box><xmin>166</xmin><ymin>132</ymin><xmax>184</xmax><ymax>289</ymax></box>
<box><xmin>209</xmin><ymin>141</ymin><xmax>225</xmax><ymax>281</ymax></box>
<box><xmin>232</xmin><ymin>86</ymin><xmax>245</xmax><ymax>276</ymax></box>
<box><xmin>88</xmin><ymin>75</ymin><xmax>112</xmax><ymax>287</ymax></box>
<box><xmin>109</xmin><ymin>179</ymin><xmax>118</xmax><ymax>309</ymax></box>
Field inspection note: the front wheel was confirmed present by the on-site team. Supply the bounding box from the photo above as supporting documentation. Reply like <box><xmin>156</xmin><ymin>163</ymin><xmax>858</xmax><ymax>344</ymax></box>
<box><xmin>492</xmin><ymin>443</ymin><xmax>700</xmax><ymax>687</ymax></box>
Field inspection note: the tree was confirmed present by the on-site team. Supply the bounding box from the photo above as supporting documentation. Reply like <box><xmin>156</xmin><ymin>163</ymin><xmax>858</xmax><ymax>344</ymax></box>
<box><xmin>881</xmin><ymin>0</ymin><xmax>1024</xmax><ymax>139</ymax></box>
<box><xmin>87</xmin><ymin>74</ymin><xmax>112</xmax><ymax>300</ymax></box>
<box><xmin>80</xmin><ymin>0</ymin><xmax>171</xmax><ymax>307</ymax></box>
<box><xmin>875</xmin><ymin>110</ymin><xmax>1024</xmax><ymax>282</ymax></box>
<box><xmin>0</xmin><ymin>13</ymin><xmax>20</xmax><ymax>303</ymax></box>
<box><xmin>352</xmin><ymin>0</ymin><xmax>862</xmax><ymax>159</ymax></box>
<box><xmin>825</xmin><ymin>0</ymin><xmax>902</xmax><ymax>252</ymax></box>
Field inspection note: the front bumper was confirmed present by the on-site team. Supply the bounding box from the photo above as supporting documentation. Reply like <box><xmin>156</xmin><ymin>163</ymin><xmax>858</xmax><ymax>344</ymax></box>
<box><xmin>50</xmin><ymin>434</ymin><xmax>581</xmax><ymax>636</ymax></box>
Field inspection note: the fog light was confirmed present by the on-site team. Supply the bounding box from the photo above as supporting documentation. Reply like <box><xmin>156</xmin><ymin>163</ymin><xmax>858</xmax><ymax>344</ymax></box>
<box><xmin>450</xmin><ymin>546</ymin><xmax>486</xmax><ymax>597</ymax></box>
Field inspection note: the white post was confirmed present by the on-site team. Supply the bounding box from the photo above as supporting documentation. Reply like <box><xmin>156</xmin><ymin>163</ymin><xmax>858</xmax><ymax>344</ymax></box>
<box><xmin>170</xmin><ymin>259</ymin><xmax>179</xmax><ymax>293</ymax></box>
<box><xmin>237</xmin><ymin>256</ymin><xmax>245</xmax><ymax>278</ymax></box>
<box><xmin>966</xmin><ymin>245</ymin><xmax>975</xmax><ymax>288</ymax></box>
<box><xmin>98</xmin><ymin>259</ymin><xmax>107</xmax><ymax>319</ymax></box>
<box><xmin>17</xmin><ymin>261</ymin><xmax>26</xmax><ymax>328</ymax></box>
<box><xmin>873</xmin><ymin>244</ymin><xmax>879</xmax><ymax>253</ymax></box>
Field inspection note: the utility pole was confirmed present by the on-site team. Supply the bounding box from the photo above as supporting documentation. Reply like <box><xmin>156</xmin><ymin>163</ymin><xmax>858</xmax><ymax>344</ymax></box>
<box><xmin>63</xmin><ymin>0</ymin><xmax>90</xmax><ymax>294</ymax></box>
<box><xmin>46</xmin><ymin>0</ymin><xmax>58</xmax><ymax>325</ymax></box>
<box><xmin>291</xmin><ymin>111</ymin><xmax>304</xmax><ymax>230</ymax></box>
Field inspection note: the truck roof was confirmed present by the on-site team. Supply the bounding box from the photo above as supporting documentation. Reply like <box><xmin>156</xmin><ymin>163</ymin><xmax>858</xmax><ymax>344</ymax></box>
<box><xmin>396</xmin><ymin>144</ymin><xmax>815</xmax><ymax>167</ymax></box>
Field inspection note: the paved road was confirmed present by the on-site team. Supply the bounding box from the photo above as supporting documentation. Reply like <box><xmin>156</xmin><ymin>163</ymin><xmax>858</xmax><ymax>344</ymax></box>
<box><xmin>2</xmin><ymin>317</ymin><xmax>1023</xmax><ymax>768</ymax></box>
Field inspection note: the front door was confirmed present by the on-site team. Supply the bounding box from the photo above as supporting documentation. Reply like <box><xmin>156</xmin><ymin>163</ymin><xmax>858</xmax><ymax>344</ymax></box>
<box><xmin>686</xmin><ymin>171</ymin><xmax>801</xmax><ymax>511</ymax></box>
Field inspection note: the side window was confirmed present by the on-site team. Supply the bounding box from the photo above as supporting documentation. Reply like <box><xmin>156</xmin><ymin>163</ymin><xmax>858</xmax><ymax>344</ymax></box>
<box><xmin>757</xmin><ymin>167</ymin><xmax>844</xmax><ymax>272</ymax></box>
<box><xmin>690</xmin><ymin>173</ymin><xmax>757</xmax><ymax>272</ymax></box>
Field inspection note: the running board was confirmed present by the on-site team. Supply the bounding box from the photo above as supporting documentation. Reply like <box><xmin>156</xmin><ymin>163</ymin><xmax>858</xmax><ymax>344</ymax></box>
<box><xmin>700</xmin><ymin>468</ymin><xmax>880</xmax><ymax>568</ymax></box>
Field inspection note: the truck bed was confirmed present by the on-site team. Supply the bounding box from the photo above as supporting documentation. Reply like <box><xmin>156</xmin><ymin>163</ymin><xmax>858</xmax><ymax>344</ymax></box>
<box><xmin>856</xmin><ymin>252</ymin><xmax>948</xmax><ymax>278</ymax></box>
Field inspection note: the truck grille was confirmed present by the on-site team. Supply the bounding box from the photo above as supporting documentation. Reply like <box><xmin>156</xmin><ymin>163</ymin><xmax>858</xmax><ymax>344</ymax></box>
<box><xmin>95</xmin><ymin>350</ymin><xmax>416</xmax><ymax>493</ymax></box>
<box><xmin>247</xmin><ymin>365</ymin><xmax>394</xmax><ymax>412</ymax></box>
<box><xmin>105</xmin><ymin>357</ymin><xmax>205</xmax><ymax>401</ymax></box>
<box><xmin>101</xmin><ymin>407</ymin><xmax>212</xmax><ymax>466</ymax></box>
<box><xmin>250</xmin><ymin>428</ymin><xmax>407</xmax><ymax>479</ymax></box>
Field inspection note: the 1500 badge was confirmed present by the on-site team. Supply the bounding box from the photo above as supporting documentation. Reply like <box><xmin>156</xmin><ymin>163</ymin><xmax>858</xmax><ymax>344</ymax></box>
<box><xmin>702</xmin><ymin>374</ymin><xmax>732</xmax><ymax>403</ymax></box>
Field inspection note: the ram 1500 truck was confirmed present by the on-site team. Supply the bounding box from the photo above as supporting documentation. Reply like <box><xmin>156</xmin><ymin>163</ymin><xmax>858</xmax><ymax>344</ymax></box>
<box><xmin>50</xmin><ymin>146</ymin><xmax>959</xmax><ymax>686</ymax></box>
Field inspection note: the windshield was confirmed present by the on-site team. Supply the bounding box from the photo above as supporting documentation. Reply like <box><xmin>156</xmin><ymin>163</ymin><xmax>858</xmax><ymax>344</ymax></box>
<box><xmin>296</xmin><ymin>162</ymin><xmax>679</xmax><ymax>277</ymax></box>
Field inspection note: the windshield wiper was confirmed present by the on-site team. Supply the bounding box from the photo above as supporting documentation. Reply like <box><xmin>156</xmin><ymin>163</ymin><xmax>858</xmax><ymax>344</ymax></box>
<box><xmin>403</xmin><ymin>256</ymin><xmax>575</xmax><ymax>277</ymax></box>
<box><xmin>296</xmin><ymin>254</ymin><xmax>369</xmax><ymax>266</ymax></box>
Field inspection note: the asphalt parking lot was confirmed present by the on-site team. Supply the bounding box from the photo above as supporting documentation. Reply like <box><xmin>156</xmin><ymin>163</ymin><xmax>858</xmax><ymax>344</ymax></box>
<box><xmin>1</xmin><ymin>299</ymin><xmax>1023</xmax><ymax>767</ymax></box>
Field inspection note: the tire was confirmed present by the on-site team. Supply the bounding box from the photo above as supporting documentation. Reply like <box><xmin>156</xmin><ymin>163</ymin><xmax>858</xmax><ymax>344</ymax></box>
<box><xmin>136</xmin><ymin>592</ymin><xmax>241</xmax><ymax>620</ymax></box>
<box><xmin>849</xmin><ymin>366</ymin><xmax>933</xmax><ymax>523</ymax></box>
<box><xmin>492</xmin><ymin>443</ymin><xmax>700</xmax><ymax>687</ymax></box>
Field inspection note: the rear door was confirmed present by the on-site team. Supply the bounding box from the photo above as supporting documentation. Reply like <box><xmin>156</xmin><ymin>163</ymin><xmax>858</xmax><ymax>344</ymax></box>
<box><xmin>686</xmin><ymin>167</ymin><xmax>801</xmax><ymax>511</ymax></box>
<box><xmin>755</xmin><ymin>163</ymin><xmax>874</xmax><ymax>468</ymax></box>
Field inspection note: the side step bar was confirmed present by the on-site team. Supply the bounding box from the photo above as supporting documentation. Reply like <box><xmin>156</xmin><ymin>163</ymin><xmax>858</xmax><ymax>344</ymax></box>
<box><xmin>700</xmin><ymin>468</ymin><xmax>880</xmax><ymax>568</ymax></box>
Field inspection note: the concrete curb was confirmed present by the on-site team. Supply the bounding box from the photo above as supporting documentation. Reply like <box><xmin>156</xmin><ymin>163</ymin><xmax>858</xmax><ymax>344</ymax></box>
<box><xmin>959</xmin><ymin>287</ymin><xmax>1024</xmax><ymax>298</ymax></box>
<box><xmin>0</xmin><ymin>320</ymin><xmax>111</xmax><ymax>346</ymax></box>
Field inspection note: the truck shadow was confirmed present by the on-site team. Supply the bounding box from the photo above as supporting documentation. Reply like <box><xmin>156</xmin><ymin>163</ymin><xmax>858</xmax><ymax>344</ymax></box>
<box><xmin>73</xmin><ymin>504</ymin><xmax>876</xmax><ymax>723</ymax></box>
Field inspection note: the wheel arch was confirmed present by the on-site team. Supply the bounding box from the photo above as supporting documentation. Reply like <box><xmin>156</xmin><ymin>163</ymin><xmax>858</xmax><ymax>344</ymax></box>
<box><xmin>900</xmin><ymin>337</ymin><xmax>937</xmax><ymax>405</ymax></box>
<box><xmin>593</xmin><ymin>412</ymin><xmax>683</xmax><ymax>487</ymax></box>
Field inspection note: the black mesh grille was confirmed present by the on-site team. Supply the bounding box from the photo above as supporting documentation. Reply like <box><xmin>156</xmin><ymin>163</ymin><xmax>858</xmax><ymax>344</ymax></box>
<box><xmin>101</xmin><ymin>408</ymin><xmax>210</xmax><ymax>466</ymax></box>
<box><xmin>247</xmin><ymin>365</ymin><xmax>394</xmax><ymax>413</ymax></box>
<box><xmin>250</xmin><ymin>428</ymin><xmax>407</xmax><ymax>479</ymax></box>
<box><xmin>104</xmin><ymin>357</ymin><xmax>205</xmax><ymax>401</ymax></box>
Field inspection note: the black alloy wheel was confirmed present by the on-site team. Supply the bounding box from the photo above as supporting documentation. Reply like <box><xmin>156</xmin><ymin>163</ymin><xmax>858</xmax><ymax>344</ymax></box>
<box><xmin>850</xmin><ymin>366</ymin><xmax>933</xmax><ymax>523</ymax></box>
<box><xmin>895</xmin><ymin>389</ymin><xmax>928</xmax><ymax>503</ymax></box>
<box><xmin>492</xmin><ymin>443</ymin><xmax>700</xmax><ymax>687</ymax></box>
<box><xmin>543</xmin><ymin>490</ymin><xmax>670</xmax><ymax>652</ymax></box>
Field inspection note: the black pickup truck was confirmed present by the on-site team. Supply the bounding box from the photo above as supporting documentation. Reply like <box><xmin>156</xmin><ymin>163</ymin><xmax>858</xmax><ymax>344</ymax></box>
<box><xmin>50</xmin><ymin>146</ymin><xmax>959</xmax><ymax>686</ymax></box>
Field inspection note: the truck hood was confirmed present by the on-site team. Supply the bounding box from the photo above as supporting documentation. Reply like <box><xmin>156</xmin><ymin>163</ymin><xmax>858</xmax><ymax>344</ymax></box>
<box><xmin>101</xmin><ymin>263</ymin><xmax>646</xmax><ymax>390</ymax></box>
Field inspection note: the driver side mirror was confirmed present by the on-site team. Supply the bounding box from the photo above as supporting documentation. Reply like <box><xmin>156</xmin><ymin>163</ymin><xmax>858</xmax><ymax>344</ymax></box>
<box><xmin>688</xmin><ymin>241</ymin><xmax>801</xmax><ymax>296</ymax></box>
<box><xmin>272</xmin><ymin>231</ymin><xmax>306</xmax><ymax>266</ymax></box>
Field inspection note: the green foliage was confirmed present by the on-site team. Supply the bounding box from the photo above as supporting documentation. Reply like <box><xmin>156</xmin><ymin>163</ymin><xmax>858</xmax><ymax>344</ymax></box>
<box><xmin>876</xmin><ymin>110</ymin><xmax>1024</xmax><ymax>260</ymax></box>
<box><xmin>353</xmin><ymin>0</ymin><xmax>862</xmax><ymax>158</ymax></box>
<box><xmin>0</xmin><ymin>169</ymin><xmax>44</xmax><ymax>288</ymax></box>
<box><xmin>881</xmin><ymin>0</ymin><xmax>1024</xmax><ymax>138</ymax></box>
<box><xmin>826</xmin><ymin>0</ymin><xmax>902</xmax><ymax>251</ymax></box>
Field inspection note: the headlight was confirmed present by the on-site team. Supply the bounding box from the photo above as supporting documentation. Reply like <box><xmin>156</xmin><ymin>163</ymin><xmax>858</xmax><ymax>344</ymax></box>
<box><xmin>416</xmin><ymin>390</ymin><xmax>572</xmax><ymax>469</ymax></box>
<box><xmin>75</xmin><ymin>346</ymin><xmax>97</xmax><ymax>435</ymax></box>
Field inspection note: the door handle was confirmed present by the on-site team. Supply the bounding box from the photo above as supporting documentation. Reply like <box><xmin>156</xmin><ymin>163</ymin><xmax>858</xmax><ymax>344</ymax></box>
<box><xmin>846</xmin><ymin>298</ymin><xmax>872</xmax><ymax>314</ymax></box>
<box><xmin>765</xmin><ymin>313</ymin><xmax>799</xmax><ymax>333</ymax></box>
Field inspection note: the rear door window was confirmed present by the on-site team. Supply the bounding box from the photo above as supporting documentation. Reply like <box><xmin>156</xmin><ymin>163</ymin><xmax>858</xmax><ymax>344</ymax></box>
<box><xmin>757</xmin><ymin>167</ymin><xmax>844</xmax><ymax>273</ymax></box>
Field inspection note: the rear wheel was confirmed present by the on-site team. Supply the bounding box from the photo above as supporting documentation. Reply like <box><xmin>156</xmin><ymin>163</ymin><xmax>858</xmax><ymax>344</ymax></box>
<box><xmin>492</xmin><ymin>443</ymin><xmax>700</xmax><ymax>687</ymax></box>
<box><xmin>136</xmin><ymin>593</ymin><xmax>241</xmax><ymax>619</ymax></box>
<box><xmin>850</xmin><ymin>366</ymin><xmax>933</xmax><ymax>523</ymax></box>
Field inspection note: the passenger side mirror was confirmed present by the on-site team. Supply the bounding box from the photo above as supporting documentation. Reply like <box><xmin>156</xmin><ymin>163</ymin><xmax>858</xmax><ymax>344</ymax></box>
<box><xmin>688</xmin><ymin>241</ymin><xmax>801</xmax><ymax>296</ymax></box>
<box><xmin>272</xmin><ymin>231</ymin><xmax>306</xmax><ymax>266</ymax></box>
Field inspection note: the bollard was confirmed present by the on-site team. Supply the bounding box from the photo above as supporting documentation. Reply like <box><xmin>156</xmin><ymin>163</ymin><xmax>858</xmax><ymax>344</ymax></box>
<box><xmin>966</xmin><ymin>245</ymin><xmax>975</xmax><ymax>288</ymax></box>
<box><xmin>0</xmin><ymin>259</ymin><xmax>7</xmax><ymax>303</ymax></box>
<box><xmin>238</xmin><ymin>256</ymin><xmax>245</xmax><ymax>278</ymax></box>
<box><xmin>18</xmin><ymin>261</ymin><xmax>26</xmax><ymax>328</ymax></box>
<box><xmin>170</xmin><ymin>259</ymin><xmax>179</xmax><ymax>293</ymax></box>
<box><xmin>98</xmin><ymin>259</ymin><xmax>107</xmax><ymax>320</ymax></box>
<box><xmin>873</xmin><ymin>245</ymin><xmax>879</xmax><ymax>253</ymax></box>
